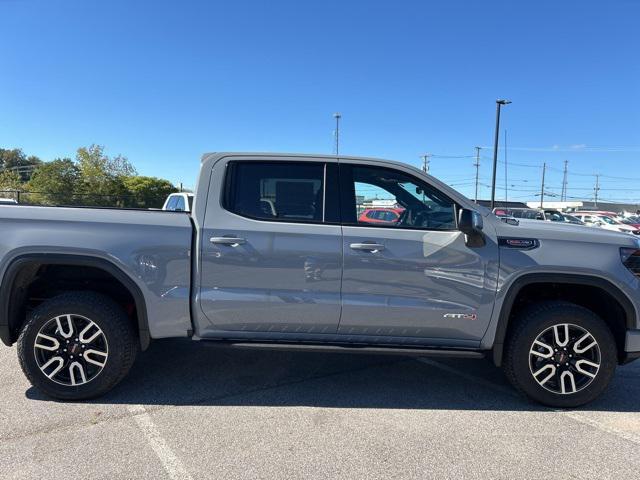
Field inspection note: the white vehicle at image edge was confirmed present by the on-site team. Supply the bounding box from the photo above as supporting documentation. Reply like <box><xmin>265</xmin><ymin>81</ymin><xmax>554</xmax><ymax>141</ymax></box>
<box><xmin>1</xmin><ymin>152</ymin><xmax>640</xmax><ymax>409</ymax></box>
<box><xmin>162</xmin><ymin>192</ymin><xmax>194</xmax><ymax>212</ymax></box>
<box><xmin>0</xmin><ymin>198</ymin><xmax>18</xmax><ymax>205</ymax></box>
<box><xmin>573</xmin><ymin>212</ymin><xmax>640</xmax><ymax>236</ymax></box>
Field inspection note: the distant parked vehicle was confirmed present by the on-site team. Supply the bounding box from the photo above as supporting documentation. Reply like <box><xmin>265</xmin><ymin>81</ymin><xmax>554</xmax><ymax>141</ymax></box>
<box><xmin>620</xmin><ymin>216</ymin><xmax>640</xmax><ymax>229</ymax></box>
<box><xmin>571</xmin><ymin>209</ymin><xmax>618</xmax><ymax>217</ymax></box>
<box><xmin>358</xmin><ymin>207</ymin><xmax>405</xmax><ymax>224</ymax></box>
<box><xmin>493</xmin><ymin>208</ymin><xmax>583</xmax><ymax>225</ymax></box>
<box><xmin>0</xmin><ymin>198</ymin><xmax>18</xmax><ymax>205</ymax></box>
<box><xmin>162</xmin><ymin>193</ymin><xmax>194</xmax><ymax>212</ymax></box>
<box><xmin>562</xmin><ymin>213</ymin><xmax>585</xmax><ymax>225</ymax></box>
<box><xmin>493</xmin><ymin>207</ymin><xmax>544</xmax><ymax>220</ymax></box>
<box><xmin>573</xmin><ymin>212</ymin><xmax>640</xmax><ymax>235</ymax></box>
<box><xmin>542</xmin><ymin>210</ymin><xmax>585</xmax><ymax>224</ymax></box>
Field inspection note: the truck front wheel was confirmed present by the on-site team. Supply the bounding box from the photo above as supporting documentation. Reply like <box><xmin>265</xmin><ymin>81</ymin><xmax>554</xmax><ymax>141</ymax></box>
<box><xmin>503</xmin><ymin>301</ymin><xmax>617</xmax><ymax>408</ymax></box>
<box><xmin>17</xmin><ymin>291</ymin><xmax>138</xmax><ymax>400</ymax></box>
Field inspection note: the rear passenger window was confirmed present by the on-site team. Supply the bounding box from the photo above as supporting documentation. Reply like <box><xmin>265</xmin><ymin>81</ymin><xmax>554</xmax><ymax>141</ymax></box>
<box><xmin>166</xmin><ymin>196</ymin><xmax>178</xmax><ymax>210</ymax></box>
<box><xmin>174</xmin><ymin>196</ymin><xmax>185</xmax><ymax>211</ymax></box>
<box><xmin>224</xmin><ymin>162</ymin><xmax>325</xmax><ymax>223</ymax></box>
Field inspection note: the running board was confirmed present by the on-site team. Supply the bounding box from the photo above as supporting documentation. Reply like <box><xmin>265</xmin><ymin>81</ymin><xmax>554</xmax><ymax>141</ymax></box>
<box><xmin>202</xmin><ymin>340</ymin><xmax>485</xmax><ymax>358</ymax></box>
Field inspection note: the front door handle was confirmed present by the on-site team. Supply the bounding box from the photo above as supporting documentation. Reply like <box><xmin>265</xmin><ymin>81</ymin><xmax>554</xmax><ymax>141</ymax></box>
<box><xmin>210</xmin><ymin>237</ymin><xmax>246</xmax><ymax>246</ymax></box>
<box><xmin>350</xmin><ymin>242</ymin><xmax>385</xmax><ymax>252</ymax></box>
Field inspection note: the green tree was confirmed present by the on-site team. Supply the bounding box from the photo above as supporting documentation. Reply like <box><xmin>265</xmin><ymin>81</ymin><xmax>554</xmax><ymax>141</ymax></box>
<box><xmin>0</xmin><ymin>170</ymin><xmax>23</xmax><ymax>200</ymax></box>
<box><xmin>122</xmin><ymin>176</ymin><xmax>178</xmax><ymax>208</ymax></box>
<box><xmin>0</xmin><ymin>148</ymin><xmax>42</xmax><ymax>181</ymax></box>
<box><xmin>76</xmin><ymin>145</ymin><xmax>137</xmax><ymax>206</ymax></box>
<box><xmin>27</xmin><ymin>158</ymin><xmax>81</xmax><ymax>205</ymax></box>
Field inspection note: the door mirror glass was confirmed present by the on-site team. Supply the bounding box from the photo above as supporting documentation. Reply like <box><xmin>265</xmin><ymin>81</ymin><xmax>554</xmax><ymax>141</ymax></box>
<box><xmin>458</xmin><ymin>209</ymin><xmax>483</xmax><ymax>235</ymax></box>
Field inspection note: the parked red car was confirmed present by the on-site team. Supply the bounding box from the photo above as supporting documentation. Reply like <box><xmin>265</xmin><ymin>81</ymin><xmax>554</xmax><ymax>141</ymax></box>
<box><xmin>358</xmin><ymin>207</ymin><xmax>405</xmax><ymax>224</ymax></box>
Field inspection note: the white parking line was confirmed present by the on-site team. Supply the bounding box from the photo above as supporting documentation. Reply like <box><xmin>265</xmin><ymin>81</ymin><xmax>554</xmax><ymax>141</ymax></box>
<box><xmin>561</xmin><ymin>411</ymin><xmax>640</xmax><ymax>446</ymax></box>
<box><xmin>416</xmin><ymin>357</ymin><xmax>640</xmax><ymax>446</ymax></box>
<box><xmin>128</xmin><ymin>404</ymin><xmax>194</xmax><ymax>480</ymax></box>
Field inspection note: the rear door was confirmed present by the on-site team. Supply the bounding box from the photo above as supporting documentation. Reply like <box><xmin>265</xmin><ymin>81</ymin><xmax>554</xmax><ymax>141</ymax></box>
<box><xmin>196</xmin><ymin>157</ymin><xmax>343</xmax><ymax>336</ymax></box>
<box><xmin>338</xmin><ymin>162</ymin><xmax>499</xmax><ymax>344</ymax></box>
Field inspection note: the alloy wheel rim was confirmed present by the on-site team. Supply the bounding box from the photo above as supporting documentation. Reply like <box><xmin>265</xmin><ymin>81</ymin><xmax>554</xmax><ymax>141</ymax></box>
<box><xmin>33</xmin><ymin>314</ymin><xmax>109</xmax><ymax>386</ymax></box>
<box><xmin>529</xmin><ymin>323</ymin><xmax>601</xmax><ymax>395</ymax></box>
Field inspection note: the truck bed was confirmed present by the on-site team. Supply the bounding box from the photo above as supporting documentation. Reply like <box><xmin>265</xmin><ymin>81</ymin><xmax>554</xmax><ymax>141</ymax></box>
<box><xmin>0</xmin><ymin>205</ymin><xmax>194</xmax><ymax>341</ymax></box>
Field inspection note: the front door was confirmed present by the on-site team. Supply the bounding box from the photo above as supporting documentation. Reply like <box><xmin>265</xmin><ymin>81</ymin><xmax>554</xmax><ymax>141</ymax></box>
<box><xmin>338</xmin><ymin>163</ymin><xmax>498</xmax><ymax>344</ymax></box>
<box><xmin>197</xmin><ymin>157</ymin><xmax>342</xmax><ymax>337</ymax></box>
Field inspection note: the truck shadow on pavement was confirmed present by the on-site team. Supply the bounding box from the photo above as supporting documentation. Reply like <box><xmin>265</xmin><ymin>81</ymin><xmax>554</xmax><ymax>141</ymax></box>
<box><xmin>26</xmin><ymin>338</ymin><xmax>640</xmax><ymax>412</ymax></box>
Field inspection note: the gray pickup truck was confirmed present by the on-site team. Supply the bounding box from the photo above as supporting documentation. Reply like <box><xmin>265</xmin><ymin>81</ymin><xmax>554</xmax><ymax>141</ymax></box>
<box><xmin>1</xmin><ymin>153</ymin><xmax>640</xmax><ymax>407</ymax></box>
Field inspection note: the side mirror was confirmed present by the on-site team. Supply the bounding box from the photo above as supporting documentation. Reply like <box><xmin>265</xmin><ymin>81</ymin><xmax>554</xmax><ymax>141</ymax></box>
<box><xmin>459</xmin><ymin>209</ymin><xmax>485</xmax><ymax>247</ymax></box>
<box><xmin>459</xmin><ymin>208</ymin><xmax>483</xmax><ymax>235</ymax></box>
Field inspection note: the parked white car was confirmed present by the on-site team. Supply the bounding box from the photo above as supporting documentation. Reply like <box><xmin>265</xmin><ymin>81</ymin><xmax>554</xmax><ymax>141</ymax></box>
<box><xmin>573</xmin><ymin>212</ymin><xmax>640</xmax><ymax>236</ymax></box>
<box><xmin>0</xmin><ymin>198</ymin><xmax>18</xmax><ymax>205</ymax></box>
<box><xmin>162</xmin><ymin>192</ymin><xmax>194</xmax><ymax>212</ymax></box>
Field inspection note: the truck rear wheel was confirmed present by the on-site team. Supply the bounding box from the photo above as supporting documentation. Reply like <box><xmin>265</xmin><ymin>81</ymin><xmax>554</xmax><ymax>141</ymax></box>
<box><xmin>503</xmin><ymin>301</ymin><xmax>617</xmax><ymax>408</ymax></box>
<box><xmin>17</xmin><ymin>291</ymin><xmax>138</xmax><ymax>400</ymax></box>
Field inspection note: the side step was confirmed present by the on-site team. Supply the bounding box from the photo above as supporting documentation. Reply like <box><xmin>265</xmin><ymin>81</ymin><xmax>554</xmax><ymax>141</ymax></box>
<box><xmin>202</xmin><ymin>340</ymin><xmax>485</xmax><ymax>359</ymax></box>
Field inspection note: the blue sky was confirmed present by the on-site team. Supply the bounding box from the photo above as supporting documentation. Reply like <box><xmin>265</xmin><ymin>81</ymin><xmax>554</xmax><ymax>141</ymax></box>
<box><xmin>1</xmin><ymin>0</ymin><xmax>639</xmax><ymax>202</ymax></box>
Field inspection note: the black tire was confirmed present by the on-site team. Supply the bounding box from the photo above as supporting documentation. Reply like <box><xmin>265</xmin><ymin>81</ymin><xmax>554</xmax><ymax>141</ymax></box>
<box><xmin>503</xmin><ymin>301</ymin><xmax>617</xmax><ymax>408</ymax></box>
<box><xmin>17</xmin><ymin>291</ymin><xmax>138</xmax><ymax>400</ymax></box>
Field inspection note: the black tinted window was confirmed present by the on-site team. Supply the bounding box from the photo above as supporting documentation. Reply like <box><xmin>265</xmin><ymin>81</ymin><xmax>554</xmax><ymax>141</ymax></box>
<box><xmin>225</xmin><ymin>162</ymin><xmax>325</xmax><ymax>222</ymax></box>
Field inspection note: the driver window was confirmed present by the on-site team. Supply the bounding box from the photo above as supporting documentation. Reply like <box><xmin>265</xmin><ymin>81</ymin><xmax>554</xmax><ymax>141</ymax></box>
<box><xmin>344</xmin><ymin>165</ymin><xmax>457</xmax><ymax>230</ymax></box>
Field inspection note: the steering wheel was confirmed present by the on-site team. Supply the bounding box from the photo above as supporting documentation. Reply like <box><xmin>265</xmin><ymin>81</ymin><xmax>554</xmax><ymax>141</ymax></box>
<box><xmin>398</xmin><ymin>204</ymin><xmax>429</xmax><ymax>228</ymax></box>
<box><xmin>413</xmin><ymin>209</ymin><xmax>431</xmax><ymax>229</ymax></box>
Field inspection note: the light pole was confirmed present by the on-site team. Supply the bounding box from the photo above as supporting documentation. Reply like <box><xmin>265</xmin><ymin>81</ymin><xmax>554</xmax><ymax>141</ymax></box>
<box><xmin>490</xmin><ymin>99</ymin><xmax>511</xmax><ymax>209</ymax></box>
<box><xmin>333</xmin><ymin>113</ymin><xmax>341</xmax><ymax>155</ymax></box>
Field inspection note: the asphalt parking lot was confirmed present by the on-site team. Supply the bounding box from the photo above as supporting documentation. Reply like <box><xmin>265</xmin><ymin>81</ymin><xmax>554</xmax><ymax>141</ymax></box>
<box><xmin>2</xmin><ymin>339</ymin><xmax>640</xmax><ymax>480</ymax></box>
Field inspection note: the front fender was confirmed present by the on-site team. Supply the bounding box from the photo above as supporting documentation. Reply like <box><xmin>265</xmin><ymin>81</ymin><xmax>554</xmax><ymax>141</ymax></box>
<box><xmin>483</xmin><ymin>269</ymin><xmax>639</xmax><ymax>366</ymax></box>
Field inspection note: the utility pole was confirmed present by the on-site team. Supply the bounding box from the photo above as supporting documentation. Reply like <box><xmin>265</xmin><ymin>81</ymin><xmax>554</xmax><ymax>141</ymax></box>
<box><xmin>333</xmin><ymin>113</ymin><xmax>341</xmax><ymax>155</ymax></box>
<box><xmin>504</xmin><ymin>130</ymin><xmax>508</xmax><ymax>205</ymax></box>
<box><xmin>594</xmin><ymin>174</ymin><xmax>600</xmax><ymax>208</ymax></box>
<box><xmin>540</xmin><ymin>162</ymin><xmax>546</xmax><ymax>208</ymax></box>
<box><xmin>491</xmin><ymin>99</ymin><xmax>511</xmax><ymax>209</ymax></box>
<box><xmin>561</xmin><ymin>160</ymin><xmax>568</xmax><ymax>202</ymax></box>
<box><xmin>421</xmin><ymin>154</ymin><xmax>431</xmax><ymax>173</ymax></box>
<box><xmin>474</xmin><ymin>147</ymin><xmax>481</xmax><ymax>203</ymax></box>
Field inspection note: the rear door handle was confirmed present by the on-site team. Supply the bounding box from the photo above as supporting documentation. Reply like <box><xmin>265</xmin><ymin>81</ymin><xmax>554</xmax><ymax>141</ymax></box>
<box><xmin>210</xmin><ymin>237</ymin><xmax>246</xmax><ymax>246</ymax></box>
<box><xmin>349</xmin><ymin>242</ymin><xmax>385</xmax><ymax>252</ymax></box>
